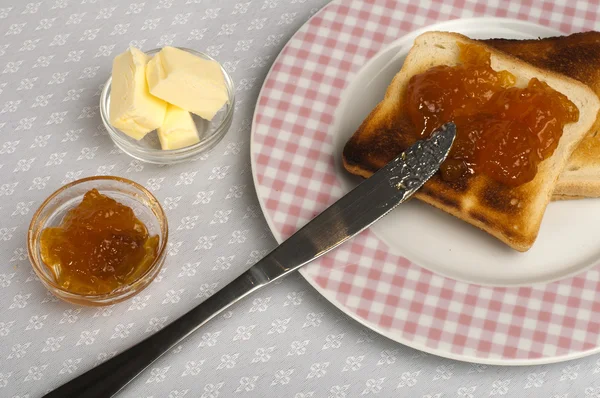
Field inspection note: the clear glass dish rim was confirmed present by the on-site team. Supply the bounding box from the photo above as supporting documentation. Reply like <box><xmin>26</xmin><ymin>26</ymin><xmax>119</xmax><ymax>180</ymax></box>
<box><xmin>99</xmin><ymin>47</ymin><xmax>235</xmax><ymax>162</ymax></box>
<box><xmin>27</xmin><ymin>176</ymin><xmax>169</xmax><ymax>301</ymax></box>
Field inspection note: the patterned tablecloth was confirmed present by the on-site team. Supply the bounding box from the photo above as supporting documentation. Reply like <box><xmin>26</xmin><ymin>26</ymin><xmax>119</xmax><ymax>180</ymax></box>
<box><xmin>1</xmin><ymin>0</ymin><xmax>600</xmax><ymax>397</ymax></box>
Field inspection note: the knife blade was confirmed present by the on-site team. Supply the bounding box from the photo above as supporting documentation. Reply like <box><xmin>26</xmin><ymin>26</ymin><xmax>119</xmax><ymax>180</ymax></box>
<box><xmin>44</xmin><ymin>122</ymin><xmax>455</xmax><ymax>398</ymax></box>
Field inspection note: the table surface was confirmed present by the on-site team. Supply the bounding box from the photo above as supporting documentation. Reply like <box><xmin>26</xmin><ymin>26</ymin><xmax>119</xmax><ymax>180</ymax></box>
<box><xmin>1</xmin><ymin>0</ymin><xmax>600</xmax><ymax>397</ymax></box>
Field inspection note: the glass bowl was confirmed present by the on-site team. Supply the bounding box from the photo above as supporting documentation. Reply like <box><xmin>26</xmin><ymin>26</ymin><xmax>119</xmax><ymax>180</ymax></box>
<box><xmin>28</xmin><ymin>176</ymin><xmax>168</xmax><ymax>306</ymax></box>
<box><xmin>100</xmin><ymin>48</ymin><xmax>235</xmax><ymax>164</ymax></box>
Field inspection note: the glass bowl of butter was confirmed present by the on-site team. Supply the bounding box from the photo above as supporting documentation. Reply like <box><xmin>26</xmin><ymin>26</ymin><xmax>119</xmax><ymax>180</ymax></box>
<box><xmin>100</xmin><ymin>47</ymin><xmax>235</xmax><ymax>164</ymax></box>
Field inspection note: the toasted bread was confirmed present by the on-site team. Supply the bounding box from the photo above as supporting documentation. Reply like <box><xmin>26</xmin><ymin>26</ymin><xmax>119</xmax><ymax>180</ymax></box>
<box><xmin>552</xmin><ymin>194</ymin><xmax>585</xmax><ymax>201</ymax></box>
<box><xmin>342</xmin><ymin>32</ymin><xmax>600</xmax><ymax>251</ymax></box>
<box><xmin>483</xmin><ymin>32</ymin><xmax>600</xmax><ymax>199</ymax></box>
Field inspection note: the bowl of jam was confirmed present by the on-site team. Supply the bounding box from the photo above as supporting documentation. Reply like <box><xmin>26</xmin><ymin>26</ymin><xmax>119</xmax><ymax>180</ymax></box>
<box><xmin>28</xmin><ymin>176</ymin><xmax>168</xmax><ymax>306</ymax></box>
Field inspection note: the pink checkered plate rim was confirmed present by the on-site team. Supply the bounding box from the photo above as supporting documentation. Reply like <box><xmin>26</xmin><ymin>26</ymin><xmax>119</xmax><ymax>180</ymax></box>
<box><xmin>251</xmin><ymin>1</ymin><xmax>600</xmax><ymax>365</ymax></box>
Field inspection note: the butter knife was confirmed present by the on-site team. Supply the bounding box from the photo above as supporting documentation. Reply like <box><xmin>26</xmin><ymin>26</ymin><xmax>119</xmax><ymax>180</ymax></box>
<box><xmin>44</xmin><ymin>122</ymin><xmax>455</xmax><ymax>398</ymax></box>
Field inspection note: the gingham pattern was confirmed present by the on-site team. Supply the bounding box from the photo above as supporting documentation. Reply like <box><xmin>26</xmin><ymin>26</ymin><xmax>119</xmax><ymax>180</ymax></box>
<box><xmin>252</xmin><ymin>0</ymin><xmax>600</xmax><ymax>362</ymax></box>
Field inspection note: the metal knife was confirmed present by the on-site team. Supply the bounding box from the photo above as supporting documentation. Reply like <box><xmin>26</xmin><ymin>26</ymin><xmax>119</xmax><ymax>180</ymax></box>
<box><xmin>44</xmin><ymin>122</ymin><xmax>456</xmax><ymax>398</ymax></box>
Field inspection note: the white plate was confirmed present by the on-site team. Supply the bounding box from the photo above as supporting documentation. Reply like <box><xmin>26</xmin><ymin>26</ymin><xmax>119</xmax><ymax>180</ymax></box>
<box><xmin>252</xmin><ymin>8</ymin><xmax>600</xmax><ymax>364</ymax></box>
<box><xmin>332</xmin><ymin>18</ymin><xmax>600</xmax><ymax>286</ymax></box>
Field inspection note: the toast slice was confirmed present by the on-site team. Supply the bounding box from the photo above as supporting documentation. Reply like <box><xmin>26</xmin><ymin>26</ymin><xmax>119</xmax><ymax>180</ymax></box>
<box><xmin>342</xmin><ymin>32</ymin><xmax>600</xmax><ymax>251</ymax></box>
<box><xmin>483</xmin><ymin>32</ymin><xmax>600</xmax><ymax>199</ymax></box>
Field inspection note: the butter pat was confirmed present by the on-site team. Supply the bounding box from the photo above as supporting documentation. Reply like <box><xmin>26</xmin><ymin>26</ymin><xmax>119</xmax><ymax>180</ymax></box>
<box><xmin>157</xmin><ymin>104</ymin><xmax>200</xmax><ymax>150</ymax></box>
<box><xmin>110</xmin><ymin>47</ymin><xmax>167</xmax><ymax>139</ymax></box>
<box><xmin>146</xmin><ymin>47</ymin><xmax>228</xmax><ymax>121</ymax></box>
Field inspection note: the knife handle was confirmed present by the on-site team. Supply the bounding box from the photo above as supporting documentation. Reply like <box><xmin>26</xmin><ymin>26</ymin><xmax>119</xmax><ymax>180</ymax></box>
<box><xmin>43</xmin><ymin>268</ymin><xmax>267</xmax><ymax>398</ymax></box>
<box><xmin>43</xmin><ymin>126</ymin><xmax>455</xmax><ymax>398</ymax></box>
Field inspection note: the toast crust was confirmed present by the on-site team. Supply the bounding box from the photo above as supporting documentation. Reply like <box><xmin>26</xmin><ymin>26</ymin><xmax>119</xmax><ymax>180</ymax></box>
<box><xmin>343</xmin><ymin>32</ymin><xmax>600</xmax><ymax>251</ymax></box>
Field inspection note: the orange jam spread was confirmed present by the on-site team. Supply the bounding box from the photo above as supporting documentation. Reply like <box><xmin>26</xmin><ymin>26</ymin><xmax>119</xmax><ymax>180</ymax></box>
<box><xmin>40</xmin><ymin>189</ymin><xmax>159</xmax><ymax>295</ymax></box>
<box><xmin>405</xmin><ymin>43</ymin><xmax>579</xmax><ymax>186</ymax></box>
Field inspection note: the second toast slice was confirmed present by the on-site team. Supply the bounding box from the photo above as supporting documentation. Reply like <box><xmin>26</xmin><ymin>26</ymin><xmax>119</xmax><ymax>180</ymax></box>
<box><xmin>483</xmin><ymin>32</ymin><xmax>600</xmax><ymax>199</ymax></box>
<box><xmin>343</xmin><ymin>32</ymin><xmax>600</xmax><ymax>251</ymax></box>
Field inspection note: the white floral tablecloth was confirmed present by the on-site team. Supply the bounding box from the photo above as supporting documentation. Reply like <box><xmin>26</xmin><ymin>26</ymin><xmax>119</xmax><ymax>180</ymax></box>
<box><xmin>0</xmin><ymin>0</ymin><xmax>599</xmax><ymax>397</ymax></box>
